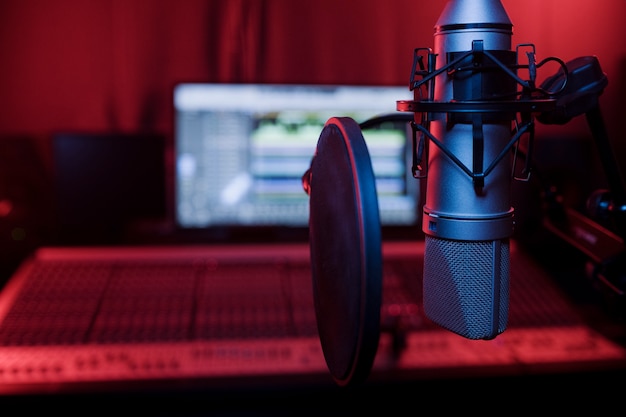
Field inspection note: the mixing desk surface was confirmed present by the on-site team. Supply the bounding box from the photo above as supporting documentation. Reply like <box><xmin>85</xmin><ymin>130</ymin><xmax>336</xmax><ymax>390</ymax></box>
<box><xmin>0</xmin><ymin>241</ymin><xmax>624</xmax><ymax>398</ymax></box>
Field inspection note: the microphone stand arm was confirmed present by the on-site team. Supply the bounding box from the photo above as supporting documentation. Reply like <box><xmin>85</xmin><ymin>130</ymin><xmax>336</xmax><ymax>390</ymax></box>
<box><xmin>585</xmin><ymin>105</ymin><xmax>626</xmax><ymax>240</ymax></box>
<box><xmin>537</xmin><ymin>56</ymin><xmax>626</xmax><ymax>315</ymax></box>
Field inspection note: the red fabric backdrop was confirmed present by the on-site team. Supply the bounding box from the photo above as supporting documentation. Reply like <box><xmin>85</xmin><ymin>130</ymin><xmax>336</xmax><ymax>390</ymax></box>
<box><xmin>0</xmin><ymin>0</ymin><xmax>624</xmax><ymax>153</ymax></box>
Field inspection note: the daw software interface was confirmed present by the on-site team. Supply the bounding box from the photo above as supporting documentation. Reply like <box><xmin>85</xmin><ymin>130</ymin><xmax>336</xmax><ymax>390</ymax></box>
<box><xmin>173</xmin><ymin>83</ymin><xmax>418</xmax><ymax>229</ymax></box>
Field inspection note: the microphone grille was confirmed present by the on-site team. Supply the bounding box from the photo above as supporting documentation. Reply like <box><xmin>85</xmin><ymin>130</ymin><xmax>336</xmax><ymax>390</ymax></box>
<box><xmin>423</xmin><ymin>236</ymin><xmax>510</xmax><ymax>340</ymax></box>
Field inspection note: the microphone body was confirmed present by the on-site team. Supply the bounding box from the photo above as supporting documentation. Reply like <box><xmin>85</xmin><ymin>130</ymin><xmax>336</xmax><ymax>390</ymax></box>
<box><xmin>421</xmin><ymin>0</ymin><xmax>515</xmax><ymax>340</ymax></box>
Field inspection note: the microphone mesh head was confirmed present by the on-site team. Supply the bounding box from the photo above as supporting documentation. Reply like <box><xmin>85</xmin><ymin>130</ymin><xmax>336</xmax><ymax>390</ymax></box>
<box><xmin>423</xmin><ymin>236</ymin><xmax>509</xmax><ymax>340</ymax></box>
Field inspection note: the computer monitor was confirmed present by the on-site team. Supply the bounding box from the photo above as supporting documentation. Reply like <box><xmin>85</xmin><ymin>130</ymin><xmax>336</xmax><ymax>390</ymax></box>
<box><xmin>173</xmin><ymin>83</ymin><xmax>418</xmax><ymax>230</ymax></box>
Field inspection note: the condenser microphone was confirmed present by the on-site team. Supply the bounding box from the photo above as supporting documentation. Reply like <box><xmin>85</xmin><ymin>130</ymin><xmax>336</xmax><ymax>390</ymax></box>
<box><xmin>419</xmin><ymin>0</ymin><xmax>517</xmax><ymax>340</ymax></box>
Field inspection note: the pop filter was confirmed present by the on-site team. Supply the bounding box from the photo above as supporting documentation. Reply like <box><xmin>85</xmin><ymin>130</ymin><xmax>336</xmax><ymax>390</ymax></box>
<box><xmin>303</xmin><ymin>117</ymin><xmax>383</xmax><ymax>386</ymax></box>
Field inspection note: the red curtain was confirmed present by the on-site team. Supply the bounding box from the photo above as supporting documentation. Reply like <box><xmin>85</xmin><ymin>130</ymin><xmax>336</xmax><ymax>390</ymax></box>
<box><xmin>0</xmin><ymin>0</ymin><xmax>624</xmax><ymax>148</ymax></box>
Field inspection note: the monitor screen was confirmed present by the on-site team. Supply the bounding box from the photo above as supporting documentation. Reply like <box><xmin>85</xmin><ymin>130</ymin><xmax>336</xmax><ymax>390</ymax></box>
<box><xmin>173</xmin><ymin>83</ymin><xmax>418</xmax><ymax>229</ymax></box>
